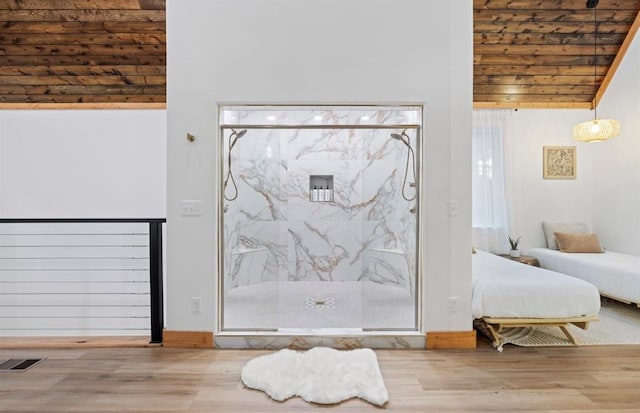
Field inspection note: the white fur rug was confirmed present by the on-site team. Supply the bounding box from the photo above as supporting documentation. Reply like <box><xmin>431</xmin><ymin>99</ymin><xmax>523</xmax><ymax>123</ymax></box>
<box><xmin>241</xmin><ymin>347</ymin><xmax>388</xmax><ymax>406</ymax></box>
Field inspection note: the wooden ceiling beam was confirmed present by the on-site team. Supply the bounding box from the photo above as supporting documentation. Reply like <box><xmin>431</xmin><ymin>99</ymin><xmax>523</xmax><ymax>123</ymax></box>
<box><xmin>473</xmin><ymin>101</ymin><xmax>592</xmax><ymax>109</ymax></box>
<box><xmin>0</xmin><ymin>85</ymin><xmax>166</xmax><ymax>95</ymax></box>
<box><xmin>0</xmin><ymin>0</ymin><xmax>165</xmax><ymax>9</ymax></box>
<box><xmin>3</xmin><ymin>9</ymin><xmax>165</xmax><ymax>22</ymax></box>
<box><xmin>0</xmin><ymin>21</ymin><xmax>166</xmax><ymax>33</ymax></box>
<box><xmin>0</xmin><ymin>54</ymin><xmax>165</xmax><ymax>66</ymax></box>
<box><xmin>474</xmin><ymin>74</ymin><xmax>601</xmax><ymax>85</ymax></box>
<box><xmin>474</xmin><ymin>0</ymin><xmax>640</xmax><ymax>10</ymax></box>
<box><xmin>475</xmin><ymin>84</ymin><xmax>596</xmax><ymax>94</ymax></box>
<box><xmin>0</xmin><ymin>75</ymin><xmax>165</xmax><ymax>86</ymax></box>
<box><xmin>0</xmin><ymin>102</ymin><xmax>166</xmax><ymax>109</ymax></box>
<box><xmin>475</xmin><ymin>9</ymin><xmax>638</xmax><ymax>21</ymax></box>
<box><xmin>474</xmin><ymin>21</ymin><xmax>632</xmax><ymax>33</ymax></box>
<box><xmin>477</xmin><ymin>43</ymin><xmax>619</xmax><ymax>54</ymax></box>
<box><xmin>0</xmin><ymin>65</ymin><xmax>165</xmax><ymax>76</ymax></box>
<box><xmin>0</xmin><ymin>44</ymin><xmax>165</xmax><ymax>56</ymax></box>
<box><xmin>0</xmin><ymin>94</ymin><xmax>165</xmax><ymax>103</ymax></box>
<box><xmin>0</xmin><ymin>33</ymin><xmax>165</xmax><ymax>45</ymax></box>
<box><xmin>474</xmin><ymin>54</ymin><xmax>615</xmax><ymax>65</ymax></box>
<box><xmin>474</xmin><ymin>93</ymin><xmax>592</xmax><ymax>102</ymax></box>
<box><xmin>475</xmin><ymin>32</ymin><xmax>627</xmax><ymax>45</ymax></box>
<box><xmin>475</xmin><ymin>64</ymin><xmax>608</xmax><ymax>75</ymax></box>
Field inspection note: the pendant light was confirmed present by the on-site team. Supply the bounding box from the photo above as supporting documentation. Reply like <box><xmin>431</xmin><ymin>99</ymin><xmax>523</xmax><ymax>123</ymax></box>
<box><xmin>573</xmin><ymin>0</ymin><xmax>620</xmax><ymax>142</ymax></box>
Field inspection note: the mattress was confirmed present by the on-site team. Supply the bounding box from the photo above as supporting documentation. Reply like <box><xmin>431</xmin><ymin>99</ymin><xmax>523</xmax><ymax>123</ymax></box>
<box><xmin>472</xmin><ymin>250</ymin><xmax>601</xmax><ymax>319</ymax></box>
<box><xmin>527</xmin><ymin>248</ymin><xmax>640</xmax><ymax>304</ymax></box>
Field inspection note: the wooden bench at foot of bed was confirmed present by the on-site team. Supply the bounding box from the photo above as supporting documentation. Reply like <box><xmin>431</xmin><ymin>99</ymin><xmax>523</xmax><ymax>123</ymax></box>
<box><xmin>480</xmin><ymin>316</ymin><xmax>599</xmax><ymax>348</ymax></box>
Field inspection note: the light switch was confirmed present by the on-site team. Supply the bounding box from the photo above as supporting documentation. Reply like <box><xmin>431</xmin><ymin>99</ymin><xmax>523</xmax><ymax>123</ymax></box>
<box><xmin>181</xmin><ymin>200</ymin><xmax>202</xmax><ymax>216</ymax></box>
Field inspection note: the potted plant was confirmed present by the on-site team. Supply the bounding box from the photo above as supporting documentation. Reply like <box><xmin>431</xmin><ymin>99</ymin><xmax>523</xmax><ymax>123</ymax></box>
<box><xmin>508</xmin><ymin>236</ymin><xmax>521</xmax><ymax>258</ymax></box>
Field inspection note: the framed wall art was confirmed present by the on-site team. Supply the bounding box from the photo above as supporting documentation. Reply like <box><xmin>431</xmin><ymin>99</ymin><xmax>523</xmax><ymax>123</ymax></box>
<box><xmin>543</xmin><ymin>146</ymin><xmax>576</xmax><ymax>179</ymax></box>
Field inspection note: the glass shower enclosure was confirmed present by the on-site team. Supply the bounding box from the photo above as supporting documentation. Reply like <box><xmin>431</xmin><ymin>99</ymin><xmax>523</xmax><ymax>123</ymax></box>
<box><xmin>219</xmin><ymin>105</ymin><xmax>421</xmax><ymax>333</ymax></box>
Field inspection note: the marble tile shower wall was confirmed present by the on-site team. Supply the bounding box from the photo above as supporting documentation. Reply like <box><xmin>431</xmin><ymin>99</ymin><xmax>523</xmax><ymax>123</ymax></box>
<box><xmin>223</xmin><ymin>114</ymin><xmax>417</xmax><ymax>296</ymax></box>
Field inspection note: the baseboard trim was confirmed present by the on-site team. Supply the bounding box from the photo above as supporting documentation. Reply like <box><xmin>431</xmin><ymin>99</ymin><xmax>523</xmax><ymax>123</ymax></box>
<box><xmin>163</xmin><ymin>330</ymin><xmax>214</xmax><ymax>348</ymax></box>
<box><xmin>426</xmin><ymin>330</ymin><xmax>477</xmax><ymax>349</ymax></box>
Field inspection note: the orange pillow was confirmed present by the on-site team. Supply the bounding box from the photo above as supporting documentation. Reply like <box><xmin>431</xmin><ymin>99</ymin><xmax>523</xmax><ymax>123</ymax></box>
<box><xmin>554</xmin><ymin>232</ymin><xmax>603</xmax><ymax>253</ymax></box>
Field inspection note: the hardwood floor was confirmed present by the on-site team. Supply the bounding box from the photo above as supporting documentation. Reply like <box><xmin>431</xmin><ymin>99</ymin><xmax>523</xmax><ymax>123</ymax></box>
<box><xmin>1</xmin><ymin>338</ymin><xmax>640</xmax><ymax>412</ymax></box>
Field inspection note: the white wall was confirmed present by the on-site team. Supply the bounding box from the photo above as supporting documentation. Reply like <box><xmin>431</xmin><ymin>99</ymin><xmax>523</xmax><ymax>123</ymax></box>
<box><xmin>0</xmin><ymin>109</ymin><xmax>166</xmax><ymax>336</ymax></box>
<box><xmin>509</xmin><ymin>30</ymin><xmax>640</xmax><ymax>256</ymax></box>
<box><xmin>0</xmin><ymin>110</ymin><xmax>167</xmax><ymax>218</ymax></box>
<box><xmin>166</xmin><ymin>0</ymin><xmax>473</xmax><ymax>333</ymax></box>
<box><xmin>506</xmin><ymin>109</ymin><xmax>595</xmax><ymax>252</ymax></box>
<box><xmin>591</xmin><ymin>30</ymin><xmax>640</xmax><ymax>255</ymax></box>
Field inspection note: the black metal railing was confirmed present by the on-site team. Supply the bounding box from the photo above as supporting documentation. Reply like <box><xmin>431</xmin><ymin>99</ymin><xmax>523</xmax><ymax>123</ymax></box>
<box><xmin>0</xmin><ymin>218</ymin><xmax>166</xmax><ymax>343</ymax></box>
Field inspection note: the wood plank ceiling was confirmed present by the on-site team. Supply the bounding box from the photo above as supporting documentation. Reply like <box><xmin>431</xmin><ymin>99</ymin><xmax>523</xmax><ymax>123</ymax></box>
<box><xmin>474</xmin><ymin>0</ymin><xmax>640</xmax><ymax>108</ymax></box>
<box><xmin>1</xmin><ymin>1</ymin><xmax>639</xmax><ymax>109</ymax></box>
<box><xmin>0</xmin><ymin>0</ymin><xmax>165</xmax><ymax>108</ymax></box>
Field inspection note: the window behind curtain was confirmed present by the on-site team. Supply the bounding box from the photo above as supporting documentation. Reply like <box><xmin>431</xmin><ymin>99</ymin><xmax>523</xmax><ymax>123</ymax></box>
<box><xmin>472</xmin><ymin>110</ymin><xmax>509</xmax><ymax>253</ymax></box>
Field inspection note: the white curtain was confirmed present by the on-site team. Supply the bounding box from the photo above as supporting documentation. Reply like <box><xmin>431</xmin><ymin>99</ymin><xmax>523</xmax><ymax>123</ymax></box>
<box><xmin>472</xmin><ymin>110</ymin><xmax>512</xmax><ymax>253</ymax></box>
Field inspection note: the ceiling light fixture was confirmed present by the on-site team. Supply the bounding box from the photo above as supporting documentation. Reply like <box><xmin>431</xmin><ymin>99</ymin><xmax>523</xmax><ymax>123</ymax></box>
<box><xmin>573</xmin><ymin>0</ymin><xmax>620</xmax><ymax>142</ymax></box>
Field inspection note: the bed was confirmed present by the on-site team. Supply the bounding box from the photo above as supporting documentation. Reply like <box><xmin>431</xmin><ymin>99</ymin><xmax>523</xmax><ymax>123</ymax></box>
<box><xmin>525</xmin><ymin>221</ymin><xmax>640</xmax><ymax>307</ymax></box>
<box><xmin>472</xmin><ymin>250</ymin><xmax>601</xmax><ymax>350</ymax></box>
<box><xmin>527</xmin><ymin>248</ymin><xmax>640</xmax><ymax>307</ymax></box>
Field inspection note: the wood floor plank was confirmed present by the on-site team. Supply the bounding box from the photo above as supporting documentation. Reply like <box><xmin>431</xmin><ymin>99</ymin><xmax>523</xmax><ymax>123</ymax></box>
<box><xmin>1</xmin><ymin>343</ymin><xmax>640</xmax><ymax>412</ymax></box>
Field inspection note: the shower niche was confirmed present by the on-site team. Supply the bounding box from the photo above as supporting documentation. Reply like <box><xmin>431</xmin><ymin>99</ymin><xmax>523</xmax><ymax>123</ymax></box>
<box><xmin>309</xmin><ymin>175</ymin><xmax>333</xmax><ymax>202</ymax></box>
<box><xmin>219</xmin><ymin>105</ymin><xmax>421</xmax><ymax>334</ymax></box>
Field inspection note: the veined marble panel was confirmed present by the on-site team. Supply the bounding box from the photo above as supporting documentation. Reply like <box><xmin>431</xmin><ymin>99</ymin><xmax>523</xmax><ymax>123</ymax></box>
<box><xmin>362</xmin><ymin>160</ymin><xmax>402</xmax><ymax>221</ymax></box>
<box><xmin>367</xmin><ymin>249</ymin><xmax>411</xmax><ymax>292</ymax></box>
<box><xmin>224</xmin><ymin>221</ymin><xmax>282</xmax><ymax>290</ymax></box>
<box><xmin>231</xmin><ymin>159</ymin><xmax>286</xmax><ymax>221</ymax></box>
<box><xmin>227</xmin><ymin>128</ymin><xmax>281</xmax><ymax>161</ymax></box>
<box><xmin>284</xmin><ymin>128</ymin><xmax>366</xmax><ymax>161</ymax></box>
<box><xmin>220</xmin><ymin>106</ymin><xmax>422</xmax><ymax>127</ymax></box>
<box><xmin>214</xmin><ymin>334</ymin><xmax>425</xmax><ymax>349</ymax></box>
<box><xmin>287</xmin><ymin>160</ymin><xmax>364</xmax><ymax>222</ymax></box>
<box><xmin>287</xmin><ymin>220</ymin><xmax>360</xmax><ymax>281</ymax></box>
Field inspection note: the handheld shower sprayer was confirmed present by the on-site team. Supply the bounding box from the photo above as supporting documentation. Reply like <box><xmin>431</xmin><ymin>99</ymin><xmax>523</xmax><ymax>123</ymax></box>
<box><xmin>223</xmin><ymin>128</ymin><xmax>247</xmax><ymax>201</ymax></box>
<box><xmin>390</xmin><ymin>129</ymin><xmax>417</xmax><ymax>201</ymax></box>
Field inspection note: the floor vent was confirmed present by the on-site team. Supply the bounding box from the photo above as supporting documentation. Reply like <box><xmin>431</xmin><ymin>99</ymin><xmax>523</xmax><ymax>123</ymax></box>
<box><xmin>0</xmin><ymin>359</ymin><xmax>44</xmax><ymax>372</ymax></box>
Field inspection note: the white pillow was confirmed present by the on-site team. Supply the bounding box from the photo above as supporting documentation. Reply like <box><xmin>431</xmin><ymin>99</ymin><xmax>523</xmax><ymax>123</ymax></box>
<box><xmin>542</xmin><ymin>222</ymin><xmax>589</xmax><ymax>250</ymax></box>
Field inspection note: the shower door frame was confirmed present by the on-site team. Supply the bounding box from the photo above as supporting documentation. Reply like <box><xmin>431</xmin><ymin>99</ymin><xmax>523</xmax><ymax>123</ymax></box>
<box><xmin>216</xmin><ymin>105</ymin><xmax>424</xmax><ymax>335</ymax></box>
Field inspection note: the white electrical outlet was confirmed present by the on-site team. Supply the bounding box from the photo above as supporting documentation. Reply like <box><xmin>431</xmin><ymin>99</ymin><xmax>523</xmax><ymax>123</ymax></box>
<box><xmin>181</xmin><ymin>200</ymin><xmax>202</xmax><ymax>216</ymax></box>
<box><xmin>448</xmin><ymin>200</ymin><xmax>459</xmax><ymax>217</ymax></box>
<box><xmin>448</xmin><ymin>296</ymin><xmax>459</xmax><ymax>312</ymax></box>
<box><xmin>191</xmin><ymin>297</ymin><xmax>202</xmax><ymax>314</ymax></box>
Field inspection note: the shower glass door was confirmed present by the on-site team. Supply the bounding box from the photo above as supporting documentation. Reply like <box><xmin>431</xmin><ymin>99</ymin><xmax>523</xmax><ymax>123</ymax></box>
<box><xmin>219</xmin><ymin>105</ymin><xmax>421</xmax><ymax>333</ymax></box>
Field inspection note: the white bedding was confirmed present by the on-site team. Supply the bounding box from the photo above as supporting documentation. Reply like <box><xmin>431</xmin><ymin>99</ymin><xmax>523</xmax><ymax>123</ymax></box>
<box><xmin>472</xmin><ymin>250</ymin><xmax>601</xmax><ymax>319</ymax></box>
<box><xmin>527</xmin><ymin>248</ymin><xmax>640</xmax><ymax>305</ymax></box>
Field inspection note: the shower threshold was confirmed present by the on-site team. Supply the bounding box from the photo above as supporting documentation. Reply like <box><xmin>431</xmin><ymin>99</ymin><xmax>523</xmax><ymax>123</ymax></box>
<box><xmin>213</xmin><ymin>330</ymin><xmax>426</xmax><ymax>349</ymax></box>
<box><xmin>277</xmin><ymin>328</ymin><xmax>364</xmax><ymax>335</ymax></box>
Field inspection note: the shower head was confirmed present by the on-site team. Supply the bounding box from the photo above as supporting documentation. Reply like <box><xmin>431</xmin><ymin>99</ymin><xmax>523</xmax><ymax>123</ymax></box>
<box><xmin>229</xmin><ymin>129</ymin><xmax>247</xmax><ymax>150</ymax></box>
<box><xmin>233</xmin><ymin>129</ymin><xmax>248</xmax><ymax>139</ymax></box>
<box><xmin>390</xmin><ymin>130</ymin><xmax>411</xmax><ymax>148</ymax></box>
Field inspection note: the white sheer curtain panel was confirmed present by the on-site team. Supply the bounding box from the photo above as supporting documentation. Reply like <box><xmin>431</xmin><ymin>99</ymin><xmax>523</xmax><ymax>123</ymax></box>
<box><xmin>472</xmin><ymin>110</ymin><xmax>511</xmax><ymax>253</ymax></box>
